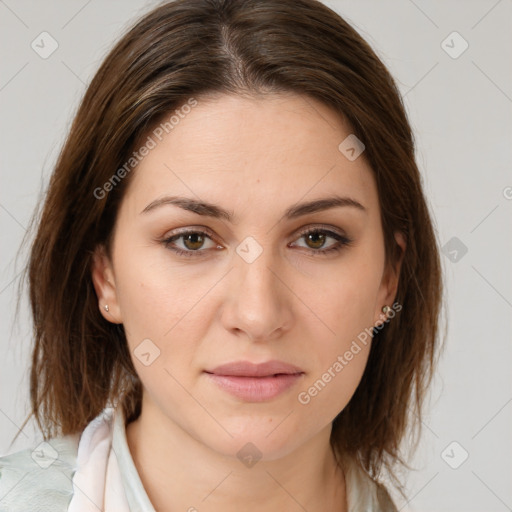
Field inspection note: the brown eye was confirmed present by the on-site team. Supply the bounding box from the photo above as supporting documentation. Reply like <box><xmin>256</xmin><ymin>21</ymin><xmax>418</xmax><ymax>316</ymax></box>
<box><xmin>290</xmin><ymin>227</ymin><xmax>353</xmax><ymax>255</ymax></box>
<box><xmin>162</xmin><ymin>229</ymin><xmax>219</xmax><ymax>257</ymax></box>
<box><xmin>304</xmin><ymin>231</ymin><xmax>327</xmax><ymax>249</ymax></box>
<box><xmin>182</xmin><ymin>232</ymin><xmax>206</xmax><ymax>250</ymax></box>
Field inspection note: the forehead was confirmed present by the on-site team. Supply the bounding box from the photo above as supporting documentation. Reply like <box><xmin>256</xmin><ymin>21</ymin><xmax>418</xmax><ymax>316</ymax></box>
<box><xmin>123</xmin><ymin>93</ymin><xmax>379</xmax><ymax>217</ymax></box>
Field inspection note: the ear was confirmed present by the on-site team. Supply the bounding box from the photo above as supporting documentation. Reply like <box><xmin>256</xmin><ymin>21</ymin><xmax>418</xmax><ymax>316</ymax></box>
<box><xmin>91</xmin><ymin>245</ymin><xmax>123</xmax><ymax>324</ymax></box>
<box><xmin>374</xmin><ymin>231</ymin><xmax>406</xmax><ymax>325</ymax></box>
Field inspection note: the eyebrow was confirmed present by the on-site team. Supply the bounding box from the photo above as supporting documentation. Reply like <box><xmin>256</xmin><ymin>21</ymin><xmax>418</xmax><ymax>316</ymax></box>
<box><xmin>140</xmin><ymin>194</ymin><xmax>367</xmax><ymax>221</ymax></box>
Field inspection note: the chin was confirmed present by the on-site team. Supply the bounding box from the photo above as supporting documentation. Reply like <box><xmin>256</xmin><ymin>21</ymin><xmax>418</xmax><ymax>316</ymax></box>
<box><xmin>203</xmin><ymin>421</ymin><xmax>306</xmax><ymax>463</ymax></box>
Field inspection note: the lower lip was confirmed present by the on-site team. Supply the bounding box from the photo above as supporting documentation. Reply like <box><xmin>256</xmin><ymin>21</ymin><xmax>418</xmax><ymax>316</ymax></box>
<box><xmin>205</xmin><ymin>373</ymin><xmax>304</xmax><ymax>402</ymax></box>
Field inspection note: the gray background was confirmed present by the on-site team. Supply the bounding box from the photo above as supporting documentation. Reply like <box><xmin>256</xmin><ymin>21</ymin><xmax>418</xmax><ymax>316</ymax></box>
<box><xmin>1</xmin><ymin>1</ymin><xmax>511</xmax><ymax>510</ymax></box>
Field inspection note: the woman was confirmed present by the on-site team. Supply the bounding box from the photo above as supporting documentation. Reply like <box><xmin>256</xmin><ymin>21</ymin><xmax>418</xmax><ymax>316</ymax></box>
<box><xmin>0</xmin><ymin>0</ymin><xmax>443</xmax><ymax>510</ymax></box>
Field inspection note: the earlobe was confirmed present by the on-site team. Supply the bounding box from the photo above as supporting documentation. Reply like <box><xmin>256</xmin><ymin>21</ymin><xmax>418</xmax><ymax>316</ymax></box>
<box><xmin>374</xmin><ymin>231</ymin><xmax>406</xmax><ymax>326</ymax></box>
<box><xmin>91</xmin><ymin>245</ymin><xmax>123</xmax><ymax>324</ymax></box>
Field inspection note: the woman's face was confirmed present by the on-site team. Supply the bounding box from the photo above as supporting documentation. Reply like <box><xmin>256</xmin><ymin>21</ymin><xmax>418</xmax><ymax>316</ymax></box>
<box><xmin>93</xmin><ymin>92</ymin><xmax>404</xmax><ymax>460</ymax></box>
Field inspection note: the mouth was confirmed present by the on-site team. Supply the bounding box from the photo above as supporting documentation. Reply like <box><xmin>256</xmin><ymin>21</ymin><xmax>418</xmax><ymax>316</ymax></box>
<box><xmin>204</xmin><ymin>360</ymin><xmax>305</xmax><ymax>402</ymax></box>
<box><xmin>205</xmin><ymin>360</ymin><xmax>305</xmax><ymax>378</ymax></box>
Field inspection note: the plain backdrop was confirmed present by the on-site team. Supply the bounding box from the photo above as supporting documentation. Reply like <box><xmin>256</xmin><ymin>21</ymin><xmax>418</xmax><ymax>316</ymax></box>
<box><xmin>1</xmin><ymin>1</ymin><xmax>511</xmax><ymax>511</ymax></box>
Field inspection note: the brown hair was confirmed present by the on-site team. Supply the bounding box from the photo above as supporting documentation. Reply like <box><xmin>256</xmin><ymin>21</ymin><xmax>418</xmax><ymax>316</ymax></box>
<box><xmin>18</xmin><ymin>0</ymin><xmax>444</xmax><ymax>493</ymax></box>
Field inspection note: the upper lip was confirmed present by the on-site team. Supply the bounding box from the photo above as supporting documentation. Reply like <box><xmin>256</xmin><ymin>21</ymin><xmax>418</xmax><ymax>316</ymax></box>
<box><xmin>205</xmin><ymin>360</ymin><xmax>304</xmax><ymax>377</ymax></box>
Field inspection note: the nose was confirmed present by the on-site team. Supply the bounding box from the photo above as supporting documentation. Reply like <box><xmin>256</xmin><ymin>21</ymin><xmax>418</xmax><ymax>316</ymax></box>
<box><xmin>220</xmin><ymin>244</ymin><xmax>293</xmax><ymax>343</ymax></box>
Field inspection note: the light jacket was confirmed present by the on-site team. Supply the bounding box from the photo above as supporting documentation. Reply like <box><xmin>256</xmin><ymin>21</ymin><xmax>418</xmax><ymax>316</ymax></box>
<box><xmin>0</xmin><ymin>407</ymin><xmax>398</xmax><ymax>511</ymax></box>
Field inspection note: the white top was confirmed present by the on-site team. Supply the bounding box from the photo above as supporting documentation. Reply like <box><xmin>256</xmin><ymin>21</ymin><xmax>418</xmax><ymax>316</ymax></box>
<box><xmin>0</xmin><ymin>407</ymin><xmax>398</xmax><ymax>511</ymax></box>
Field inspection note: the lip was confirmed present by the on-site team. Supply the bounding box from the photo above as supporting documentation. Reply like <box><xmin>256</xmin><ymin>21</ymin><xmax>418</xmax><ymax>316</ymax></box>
<box><xmin>206</xmin><ymin>360</ymin><xmax>304</xmax><ymax>377</ymax></box>
<box><xmin>204</xmin><ymin>360</ymin><xmax>305</xmax><ymax>402</ymax></box>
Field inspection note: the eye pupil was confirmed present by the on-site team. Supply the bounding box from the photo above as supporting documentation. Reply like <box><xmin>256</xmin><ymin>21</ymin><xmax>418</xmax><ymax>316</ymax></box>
<box><xmin>306</xmin><ymin>232</ymin><xmax>326</xmax><ymax>249</ymax></box>
<box><xmin>184</xmin><ymin>233</ymin><xmax>204</xmax><ymax>250</ymax></box>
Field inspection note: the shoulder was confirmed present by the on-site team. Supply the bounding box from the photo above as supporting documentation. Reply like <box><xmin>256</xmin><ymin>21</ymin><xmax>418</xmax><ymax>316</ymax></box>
<box><xmin>373</xmin><ymin>481</ymin><xmax>399</xmax><ymax>512</ymax></box>
<box><xmin>343</xmin><ymin>457</ymin><xmax>399</xmax><ymax>512</ymax></box>
<box><xmin>0</xmin><ymin>434</ymin><xmax>79</xmax><ymax>512</ymax></box>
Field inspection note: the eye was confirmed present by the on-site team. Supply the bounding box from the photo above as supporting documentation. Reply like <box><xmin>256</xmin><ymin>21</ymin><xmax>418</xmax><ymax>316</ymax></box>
<box><xmin>161</xmin><ymin>225</ymin><xmax>352</xmax><ymax>258</ymax></box>
<box><xmin>161</xmin><ymin>229</ymin><xmax>221</xmax><ymax>257</ymax></box>
<box><xmin>290</xmin><ymin>226</ymin><xmax>353</xmax><ymax>255</ymax></box>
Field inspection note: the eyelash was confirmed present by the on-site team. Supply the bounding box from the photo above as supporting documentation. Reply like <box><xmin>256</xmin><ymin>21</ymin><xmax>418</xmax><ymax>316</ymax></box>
<box><xmin>161</xmin><ymin>226</ymin><xmax>353</xmax><ymax>258</ymax></box>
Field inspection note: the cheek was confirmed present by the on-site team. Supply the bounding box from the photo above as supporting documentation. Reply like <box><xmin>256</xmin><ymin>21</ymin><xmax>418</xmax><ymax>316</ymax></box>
<box><xmin>307</xmin><ymin>258</ymin><xmax>382</xmax><ymax>339</ymax></box>
<box><xmin>293</xmin><ymin>253</ymin><xmax>381</xmax><ymax>416</ymax></box>
<box><xmin>111</xmin><ymin>247</ymin><xmax>213</xmax><ymax>377</ymax></box>
<box><xmin>296</xmin><ymin>327</ymin><xmax>372</xmax><ymax>424</ymax></box>
<box><xmin>113</xmin><ymin>242</ymin><xmax>203</xmax><ymax>332</ymax></box>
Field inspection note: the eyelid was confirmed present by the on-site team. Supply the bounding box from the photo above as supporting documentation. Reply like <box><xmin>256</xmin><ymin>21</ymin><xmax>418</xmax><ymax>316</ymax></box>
<box><xmin>162</xmin><ymin>225</ymin><xmax>218</xmax><ymax>240</ymax></box>
<box><xmin>292</xmin><ymin>223</ymin><xmax>348</xmax><ymax>240</ymax></box>
<box><xmin>160</xmin><ymin>223</ymin><xmax>352</xmax><ymax>257</ymax></box>
<box><xmin>162</xmin><ymin>223</ymin><xmax>347</xmax><ymax>244</ymax></box>
<box><xmin>288</xmin><ymin>225</ymin><xmax>352</xmax><ymax>255</ymax></box>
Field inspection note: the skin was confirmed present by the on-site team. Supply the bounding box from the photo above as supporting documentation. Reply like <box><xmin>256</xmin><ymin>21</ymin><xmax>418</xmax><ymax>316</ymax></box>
<box><xmin>92</xmin><ymin>92</ymin><xmax>405</xmax><ymax>512</ymax></box>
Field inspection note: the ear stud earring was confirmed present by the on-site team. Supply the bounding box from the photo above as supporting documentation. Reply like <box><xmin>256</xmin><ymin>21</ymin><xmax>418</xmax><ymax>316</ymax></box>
<box><xmin>382</xmin><ymin>305</ymin><xmax>391</xmax><ymax>315</ymax></box>
<box><xmin>104</xmin><ymin>304</ymin><xmax>109</xmax><ymax>312</ymax></box>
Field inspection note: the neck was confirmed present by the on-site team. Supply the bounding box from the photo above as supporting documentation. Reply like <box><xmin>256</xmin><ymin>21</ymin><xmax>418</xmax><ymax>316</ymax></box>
<box><xmin>125</xmin><ymin>402</ymin><xmax>347</xmax><ymax>512</ymax></box>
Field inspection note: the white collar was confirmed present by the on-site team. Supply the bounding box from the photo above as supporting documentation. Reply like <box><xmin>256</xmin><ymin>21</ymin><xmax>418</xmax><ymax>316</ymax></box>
<box><xmin>67</xmin><ymin>406</ymin><xmax>154</xmax><ymax>512</ymax></box>
<box><xmin>67</xmin><ymin>406</ymin><xmax>396</xmax><ymax>511</ymax></box>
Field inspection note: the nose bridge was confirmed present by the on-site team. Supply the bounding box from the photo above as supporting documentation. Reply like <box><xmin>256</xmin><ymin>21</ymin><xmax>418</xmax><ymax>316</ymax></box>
<box><xmin>224</xmin><ymin>236</ymin><xmax>291</xmax><ymax>340</ymax></box>
<box><xmin>238</xmin><ymin>243</ymin><xmax>277</xmax><ymax>295</ymax></box>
